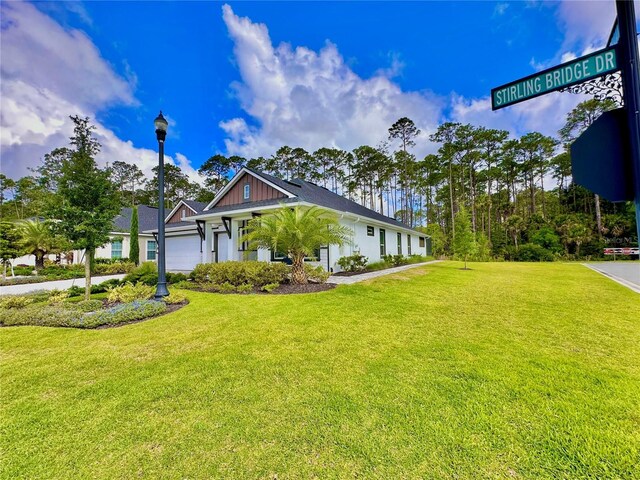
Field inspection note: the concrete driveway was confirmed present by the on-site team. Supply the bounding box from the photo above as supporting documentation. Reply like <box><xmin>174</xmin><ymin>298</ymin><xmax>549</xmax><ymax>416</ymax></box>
<box><xmin>0</xmin><ymin>274</ymin><xmax>126</xmax><ymax>296</ymax></box>
<box><xmin>584</xmin><ymin>263</ymin><xmax>640</xmax><ymax>293</ymax></box>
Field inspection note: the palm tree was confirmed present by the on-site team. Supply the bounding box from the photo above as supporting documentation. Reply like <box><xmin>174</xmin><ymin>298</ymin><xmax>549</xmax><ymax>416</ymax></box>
<box><xmin>243</xmin><ymin>206</ymin><xmax>352</xmax><ymax>284</ymax></box>
<box><xmin>17</xmin><ymin>219</ymin><xmax>62</xmax><ymax>270</ymax></box>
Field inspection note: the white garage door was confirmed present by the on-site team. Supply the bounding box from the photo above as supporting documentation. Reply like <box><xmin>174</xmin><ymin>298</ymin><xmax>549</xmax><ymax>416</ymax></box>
<box><xmin>166</xmin><ymin>234</ymin><xmax>202</xmax><ymax>273</ymax></box>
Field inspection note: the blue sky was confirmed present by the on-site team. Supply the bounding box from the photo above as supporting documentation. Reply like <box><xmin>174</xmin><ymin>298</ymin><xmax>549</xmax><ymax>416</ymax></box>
<box><xmin>1</xmin><ymin>1</ymin><xmax>630</xmax><ymax>182</ymax></box>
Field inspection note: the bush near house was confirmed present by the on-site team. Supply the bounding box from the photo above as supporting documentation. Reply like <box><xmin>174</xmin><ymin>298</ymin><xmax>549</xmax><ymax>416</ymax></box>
<box><xmin>123</xmin><ymin>262</ymin><xmax>189</xmax><ymax>286</ymax></box>
<box><xmin>191</xmin><ymin>261</ymin><xmax>289</xmax><ymax>288</ymax></box>
<box><xmin>337</xmin><ymin>254</ymin><xmax>368</xmax><ymax>272</ymax></box>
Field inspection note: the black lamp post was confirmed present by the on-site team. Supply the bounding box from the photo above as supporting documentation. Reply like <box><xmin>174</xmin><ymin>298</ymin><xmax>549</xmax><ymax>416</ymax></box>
<box><xmin>154</xmin><ymin>111</ymin><xmax>169</xmax><ymax>299</ymax></box>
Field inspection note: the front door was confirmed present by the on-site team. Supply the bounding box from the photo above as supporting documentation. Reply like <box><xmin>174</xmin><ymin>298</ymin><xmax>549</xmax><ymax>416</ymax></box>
<box><xmin>215</xmin><ymin>231</ymin><xmax>230</xmax><ymax>262</ymax></box>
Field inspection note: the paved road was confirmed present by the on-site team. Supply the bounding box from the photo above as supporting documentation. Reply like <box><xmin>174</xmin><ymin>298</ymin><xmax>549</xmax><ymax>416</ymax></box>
<box><xmin>0</xmin><ymin>274</ymin><xmax>126</xmax><ymax>296</ymax></box>
<box><xmin>328</xmin><ymin>260</ymin><xmax>442</xmax><ymax>285</ymax></box>
<box><xmin>584</xmin><ymin>263</ymin><xmax>640</xmax><ymax>293</ymax></box>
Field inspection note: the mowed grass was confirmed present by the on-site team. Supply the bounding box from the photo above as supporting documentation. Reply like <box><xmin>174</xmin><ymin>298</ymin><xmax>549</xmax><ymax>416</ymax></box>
<box><xmin>1</xmin><ymin>262</ymin><xmax>639</xmax><ymax>479</ymax></box>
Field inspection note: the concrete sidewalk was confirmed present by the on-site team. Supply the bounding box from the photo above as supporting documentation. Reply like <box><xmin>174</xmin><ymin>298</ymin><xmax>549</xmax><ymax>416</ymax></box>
<box><xmin>328</xmin><ymin>260</ymin><xmax>442</xmax><ymax>285</ymax></box>
<box><xmin>0</xmin><ymin>274</ymin><xmax>126</xmax><ymax>296</ymax></box>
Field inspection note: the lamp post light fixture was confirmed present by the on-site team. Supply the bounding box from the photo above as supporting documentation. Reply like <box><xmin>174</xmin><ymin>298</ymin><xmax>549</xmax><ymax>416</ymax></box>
<box><xmin>154</xmin><ymin>111</ymin><xmax>169</xmax><ymax>299</ymax></box>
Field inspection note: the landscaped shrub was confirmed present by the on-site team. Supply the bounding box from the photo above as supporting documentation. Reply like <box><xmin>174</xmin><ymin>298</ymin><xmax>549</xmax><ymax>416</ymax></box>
<box><xmin>261</xmin><ymin>282</ymin><xmax>280</xmax><ymax>293</ymax></box>
<box><xmin>107</xmin><ymin>282</ymin><xmax>155</xmax><ymax>304</ymax></box>
<box><xmin>511</xmin><ymin>243</ymin><xmax>555</xmax><ymax>262</ymax></box>
<box><xmin>382</xmin><ymin>254</ymin><xmax>408</xmax><ymax>267</ymax></box>
<box><xmin>163</xmin><ymin>291</ymin><xmax>187</xmax><ymax>305</ymax></box>
<box><xmin>304</xmin><ymin>264</ymin><xmax>331</xmax><ymax>283</ymax></box>
<box><xmin>13</xmin><ymin>266</ymin><xmax>34</xmax><ymax>276</ymax></box>
<box><xmin>95</xmin><ymin>257</ymin><xmax>130</xmax><ymax>264</ymax></box>
<box><xmin>167</xmin><ymin>272</ymin><xmax>188</xmax><ymax>284</ymax></box>
<box><xmin>47</xmin><ymin>290</ymin><xmax>69</xmax><ymax>305</ymax></box>
<box><xmin>337</xmin><ymin>254</ymin><xmax>368</xmax><ymax>272</ymax></box>
<box><xmin>123</xmin><ymin>261</ymin><xmax>158</xmax><ymax>286</ymax></box>
<box><xmin>171</xmin><ymin>280</ymin><xmax>195</xmax><ymax>290</ymax></box>
<box><xmin>235</xmin><ymin>284</ymin><xmax>254</xmax><ymax>294</ymax></box>
<box><xmin>76</xmin><ymin>300</ymin><xmax>104</xmax><ymax>312</ymax></box>
<box><xmin>91</xmin><ymin>278</ymin><xmax>123</xmax><ymax>294</ymax></box>
<box><xmin>191</xmin><ymin>262</ymin><xmax>288</xmax><ymax>287</ymax></box>
<box><xmin>94</xmin><ymin>261</ymin><xmax>135</xmax><ymax>275</ymax></box>
<box><xmin>0</xmin><ymin>295</ymin><xmax>34</xmax><ymax>309</ymax></box>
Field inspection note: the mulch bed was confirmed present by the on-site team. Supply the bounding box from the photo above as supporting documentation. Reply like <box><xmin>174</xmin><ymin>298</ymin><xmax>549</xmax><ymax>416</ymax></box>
<box><xmin>332</xmin><ymin>270</ymin><xmax>367</xmax><ymax>277</ymax></box>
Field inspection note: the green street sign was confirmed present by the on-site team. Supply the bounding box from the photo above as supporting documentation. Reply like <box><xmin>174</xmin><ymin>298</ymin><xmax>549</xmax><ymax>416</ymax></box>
<box><xmin>491</xmin><ymin>46</ymin><xmax>619</xmax><ymax>110</ymax></box>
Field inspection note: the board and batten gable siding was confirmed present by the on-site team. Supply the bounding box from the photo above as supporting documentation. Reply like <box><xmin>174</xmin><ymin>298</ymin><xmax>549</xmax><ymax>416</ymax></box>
<box><xmin>168</xmin><ymin>204</ymin><xmax>196</xmax><ymax>224</ymax></box>
<box><xmin>216</xmin><ymin>173</ymin><xmax>287</xmax><ymax>207</ymax></box>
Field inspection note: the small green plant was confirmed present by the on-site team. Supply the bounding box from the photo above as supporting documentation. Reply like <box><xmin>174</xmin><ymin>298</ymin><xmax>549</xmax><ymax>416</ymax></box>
<box><xmin>167</xmin><ymin>272</ymin><xmax>188</xmax><ymax>284</ymax></box>
<box><xmin>107</xmin><ymin>282</ymin><xmax>155</xmax><ymax>304</ymax></box>
<box><xmin>382</xmin><ymin>254</ymin><xmax>408</xmax><ymax>267</ymax></box>
<box><xmin>261</xmin><ymin>282</ymin><xmax>280</xmax><ymax>293</ymax></box>
<box><xmin>303</xmin><ymin>264</ymin><xmax>330</xmax><ymax>283</ymax></box>
<box><xmin>163</xmin><ymin>291</ymin><xmax>187</xmax><ymax>305</ymax></box>
<box><xmin>76</xmin><ymin>300</ymin><xmax>104</xmax><ymax>312</ymax></box>
<box><xmin>48</xmin><ymin>290</ymin><xmax>69</xmax><ymax>305</ymax></box>
<box><xmin>337</xmin><ymin>254</ymin><xmax>368</xmax><ymax>272</ymax></box>
<box><xmin>123</xmin><ymin>261</ymin><xmax>158</xmax><ymax>286</ymax></box>
<box><xmin>235</xmin><ymin>284</ymin><xmax>254</xmax><ymax>294</ymax></box>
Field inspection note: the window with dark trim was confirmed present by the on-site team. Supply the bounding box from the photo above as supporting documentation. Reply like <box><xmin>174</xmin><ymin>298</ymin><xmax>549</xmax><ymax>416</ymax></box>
<box><xmin>243</xmin><ymin>184</ymin><xmax>250</xmax><ymax>201</ymax></box>
<box><xmin>379</xmin><ymin>228</ymin><xmax>386</xmax><ymax>256</ymax></box>
<box><xmin>407</xmin><ymin>234</ymin><xmax>412</xmax><ymax>255</ymax></box>
<box><xmin>419</xmin><ymin>237</ymin><xmax>426</xmax><ymax>248</ymax></box>
<box><xmin>270</xmin><ymin>248</ymin><xmax>321</xmax><ymax>262</ymax></box>
<box><xmin>147</xmin><ymin>240</ymin><xmax>157</xmax><ymax>261</ymax></box>
<box><xmin>397</xmin><ymin>232</ymin><xmax>402</xmax><ymax>255</ymax></box>
<box><xmin>366</xmin><ymin>226</ymin><xmax>374</xmax><ymax>236</ymax></box>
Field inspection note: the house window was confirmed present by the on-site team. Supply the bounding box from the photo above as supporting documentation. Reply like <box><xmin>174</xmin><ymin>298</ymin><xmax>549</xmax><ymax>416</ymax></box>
<box><xmin>397</xmin><ymin>232</ymin><xmax>402</xmax><ymax>255</ymax></box>
<box><xmin>111</xmin><ymin>239</ymin><xmax>123</xmax><ymax>259</ymax></box>
<box><xmin>407</xmin><ymin>235</ymin><xmax>412</xmax><ymax>255</ymax></box>
<box><xmin>147</xmin><ymin>240</ymin><xmax>157</xmax><ymax>261</ymax></box>
<box><xmin>366</xmin><ymin>226</ymin><xmax>374</xmax><ymax>236</ymax></box>
<box><xmin>243</xmin><ymin>184</ymin><xmax>250</xmax><ymax>200</ymax></box>
<box><xmin>270</xmin><ymin>248</ymin><xmax>320</xmax><ymax>262</ymax></box>
<box><xmin>379</xmin><ymin>228</ymin><xmax>386</xmax><ymax>256</ymax></box>
<box><xmin>181</xmin><ymin>208</ymin><xmax>186</xmax><ymax>220</ymax></box>
<box><xmin>420</xmin><ymin>237</ymin><xmax>426</xmax><ymax>248</ymax></box>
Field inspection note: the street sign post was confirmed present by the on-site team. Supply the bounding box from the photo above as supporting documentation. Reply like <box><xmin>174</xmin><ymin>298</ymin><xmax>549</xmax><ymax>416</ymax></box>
<box><xmin>491</xmin><ymin>47</ymin><xmax>618</xmax><ymax>110</ymax></box>
<box><xmin>491</xmin><ymin>1</ymin><xmax>640</xmax><ymax>250</ymax></box>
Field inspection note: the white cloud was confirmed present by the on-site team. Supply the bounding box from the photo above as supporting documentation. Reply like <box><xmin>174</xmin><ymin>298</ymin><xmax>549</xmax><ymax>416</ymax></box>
<box><xmin>219</xmin><ymin>4</ymin><xmax>443</xmax><ymax>159</ymax></box>
<box><xmin>450</xmin><ymin>90</ymin><xmax>587</xmax><ymax>139</ymax></box>
<box><xmin>0</xmin><ymin>2</ymin><xmax>202</xmax><ymax>185</ymax></box>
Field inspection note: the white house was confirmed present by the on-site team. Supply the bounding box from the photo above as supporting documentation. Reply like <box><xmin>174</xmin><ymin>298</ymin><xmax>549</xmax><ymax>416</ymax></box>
<box><xmin>76</xmin><ymin>205</ymin><xmax>159</xmax><ymax>264</ymax></box>
<box><xmin>161</xmin><ymin>168</ymin><xmax>429</xmax><ymax>273</ymax></box>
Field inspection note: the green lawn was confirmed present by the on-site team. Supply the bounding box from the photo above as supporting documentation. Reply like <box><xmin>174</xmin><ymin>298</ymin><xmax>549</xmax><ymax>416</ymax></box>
<box><xmin>1</xmin><ymin>262</ymin><xmax>639</xmax><ymax>479</ymax></box>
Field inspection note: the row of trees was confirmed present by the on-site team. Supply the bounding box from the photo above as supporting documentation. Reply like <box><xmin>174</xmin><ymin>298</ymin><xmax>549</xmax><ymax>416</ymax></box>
<box><xmin>1</xmin><ymin>98</ymin><xmax>637</xmax><ymax>267</ymax></box>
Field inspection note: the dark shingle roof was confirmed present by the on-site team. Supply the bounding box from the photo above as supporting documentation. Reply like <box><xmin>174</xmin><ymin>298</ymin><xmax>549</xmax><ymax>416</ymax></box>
<box><xmin>207</xmin><ymin>168</ymin><xmax>416</xmax><ymax>231</ymax></box>
<box><xmin>112</xmin><ymin>205</ymin><xmax>158</xmax><ymax>233</ymax></box>
<box><xmin>183</xmin><ymin>200</ymin><xmax>207</xmax><ymax>214</ymax></box>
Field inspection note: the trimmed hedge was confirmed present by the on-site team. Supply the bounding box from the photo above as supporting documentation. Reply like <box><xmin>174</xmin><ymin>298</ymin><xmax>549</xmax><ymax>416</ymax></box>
<box><xmin>191</xmin><ymin>261</ymin><xmax>289</xmax><ymax>287</ymax></box>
